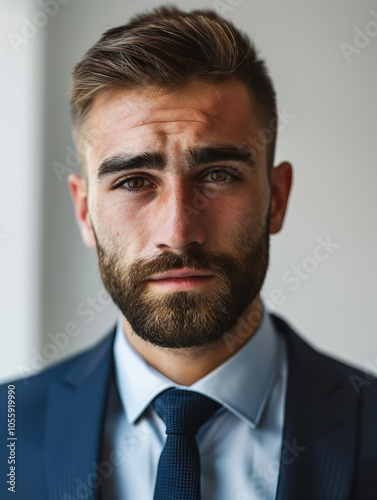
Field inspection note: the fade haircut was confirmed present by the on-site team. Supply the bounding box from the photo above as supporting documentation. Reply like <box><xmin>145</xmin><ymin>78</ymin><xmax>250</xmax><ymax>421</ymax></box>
<box><xmin>70</xmin><ymin>5</ymin><xmax>278</xmax><ymax>168</ymax></box>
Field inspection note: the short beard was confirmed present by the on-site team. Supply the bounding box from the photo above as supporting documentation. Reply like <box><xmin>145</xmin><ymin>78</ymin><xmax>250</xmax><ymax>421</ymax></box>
<box><xmin>94</xmin><ymin>215</ymin><xmax>270</xmax><ymax>349</ymax></box>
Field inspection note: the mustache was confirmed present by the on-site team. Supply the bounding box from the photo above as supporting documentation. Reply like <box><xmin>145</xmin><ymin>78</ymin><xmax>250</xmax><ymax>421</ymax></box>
<box><xmin>126</xmin><ymin>247</ymin><xmax>236</xmax><ymax>284</ymax></box>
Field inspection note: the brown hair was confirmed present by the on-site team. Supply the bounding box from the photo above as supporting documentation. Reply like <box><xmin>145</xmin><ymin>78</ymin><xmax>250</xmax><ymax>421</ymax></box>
<box><xmin>70</xmin><ymin>5</ymin><xmax>278</xmax><ymax>167</ymax></box>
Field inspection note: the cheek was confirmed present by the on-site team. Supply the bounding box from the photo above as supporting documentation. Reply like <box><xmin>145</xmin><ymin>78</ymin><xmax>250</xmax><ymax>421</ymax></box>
<box><xmin>209</xmin><ymin>181</ymin><xmax>269</xmax><ymax>223</ymax></box>
<box><xmin>198</xmin><ymin>195</ymin><xmax>267</xmax><ymax>252</ymax></box>
<box><xmin>93</xmin><ymin>197</ymin><xmax>152</xmax><ymax>255</ymax></box>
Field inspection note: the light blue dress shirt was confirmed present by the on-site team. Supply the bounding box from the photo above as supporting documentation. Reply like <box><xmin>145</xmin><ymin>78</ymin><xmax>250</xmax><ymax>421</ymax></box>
<box><xmin>101</xmin><ymin>309</ymin><xmax>288</xmax><ymax>499</ymax></box>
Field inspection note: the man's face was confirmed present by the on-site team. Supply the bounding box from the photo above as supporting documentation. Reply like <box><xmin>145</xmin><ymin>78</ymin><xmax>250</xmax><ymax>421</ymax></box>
<box><xmin>69</xmin><ymin>78</ymin><xmax>291</xmax><ymax>348</ymax></box>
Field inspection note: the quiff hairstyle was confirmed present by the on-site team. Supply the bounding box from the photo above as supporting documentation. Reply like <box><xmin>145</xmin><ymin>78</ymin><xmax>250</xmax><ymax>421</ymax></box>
<box><xmin>70</xmin><ymin>5</ymin><xmax>278</xmax><ymax>168</ymax></box>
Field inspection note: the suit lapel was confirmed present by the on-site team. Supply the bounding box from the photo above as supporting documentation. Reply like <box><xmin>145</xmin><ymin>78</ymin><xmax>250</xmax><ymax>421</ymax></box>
<box><xmin>274</xmin><ymin>316</ymin><xmax>359</xmax><ymax>500</ymax></box>
<box><xmin>44</xmin><ymin>329</ymin><xmax>115</xmax><ymax>500</ymax></box>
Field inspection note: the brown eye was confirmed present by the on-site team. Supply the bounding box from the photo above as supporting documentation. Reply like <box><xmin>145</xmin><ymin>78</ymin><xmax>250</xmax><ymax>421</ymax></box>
<box><xmin>211</xmin><ymin>171</ymin><xmax>227</xmax><ymax>181</ymax></box>
<box><xmin>206</xmin><ymin>170</ymin><xmax>233</xmax><ymax>182</ymax></box>
<box><xmin>126</xmin><ymin>177</ymin><xmax>145</xmax><ymax>189</ymax></box>
<box><xmin>113</xmin><ymin>176</ymin><xmax>156</xmax><ymax>192</ymax></box>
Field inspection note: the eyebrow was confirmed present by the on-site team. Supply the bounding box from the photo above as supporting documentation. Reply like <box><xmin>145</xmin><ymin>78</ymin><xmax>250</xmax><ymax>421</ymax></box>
<box><xmin>96</xmin><ymin>144</ymin><xmax>255</xmax><ymax>179</ymax></box>
<box><xmin>97</xmin><ymin>151</ymin><xmax>164</xmax><ymax>179</ymax></box>
<box><xmin>186</xmin><ymin>145</ymin><xmax>255</xmax><ymax>170</ymax></box>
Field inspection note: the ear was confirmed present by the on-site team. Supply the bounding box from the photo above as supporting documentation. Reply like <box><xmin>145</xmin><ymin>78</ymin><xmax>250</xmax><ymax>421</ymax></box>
<box><xmin>67</xmin><ymin>174</ymin><xmax>96</xmax><ymax>247</ymax></box>
<box><xmin>269</xmin><ymin>161</ymin><xmax>293</xmax><ymax>234</ymax></box>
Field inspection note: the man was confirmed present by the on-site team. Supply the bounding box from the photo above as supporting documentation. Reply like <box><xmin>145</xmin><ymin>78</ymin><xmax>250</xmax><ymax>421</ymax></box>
<box><xmin>1</xmin><ymin>6</ymin><xmax>377</xmax><ymax>499</ymax></box>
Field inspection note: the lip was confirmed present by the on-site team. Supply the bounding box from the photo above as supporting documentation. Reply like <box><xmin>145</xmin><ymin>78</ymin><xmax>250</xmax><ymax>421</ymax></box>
<box><xmin>149</xmin><ymin>267</ymin><xmax>212</xmax><ymax>280</ymax></box>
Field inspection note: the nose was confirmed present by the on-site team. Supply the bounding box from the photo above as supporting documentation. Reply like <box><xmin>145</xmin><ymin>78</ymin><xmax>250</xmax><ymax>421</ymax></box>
<box><xmin>153</xmin><ymin>181</ymin><xmax>207</xmax><ymax>252</ymax></box>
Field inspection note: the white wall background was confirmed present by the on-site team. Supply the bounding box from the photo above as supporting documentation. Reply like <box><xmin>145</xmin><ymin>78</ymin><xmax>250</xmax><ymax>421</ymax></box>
<box><xmin>1</xmin><ymin>0</ymin><xmax>376</xmax><ymax>382</ymax></box>
<box><xmin>1</xmin><ymin>0</ymin><xmax>44</xmax><ymax>381</ymax></box>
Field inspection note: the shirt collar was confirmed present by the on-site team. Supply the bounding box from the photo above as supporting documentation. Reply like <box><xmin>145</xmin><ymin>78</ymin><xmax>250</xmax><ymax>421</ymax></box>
<box><xmin>113</xmin><ymin>307</ymin><xmax>283</xmax><ymax>428</ymax></box>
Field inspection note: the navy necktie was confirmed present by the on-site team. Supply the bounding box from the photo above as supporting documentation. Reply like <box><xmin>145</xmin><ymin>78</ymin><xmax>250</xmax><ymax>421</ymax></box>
<box><xmin>152</xmin><ymin>388</ymin><xmax>221</xmax><ymax>500</ymax></box>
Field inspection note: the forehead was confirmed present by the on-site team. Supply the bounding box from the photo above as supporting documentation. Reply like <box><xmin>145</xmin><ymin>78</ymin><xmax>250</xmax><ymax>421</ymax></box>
<box><xmin>82</xmin><ymin>78</ymin><xmax>263</xmax><ymax>172</ymax></box>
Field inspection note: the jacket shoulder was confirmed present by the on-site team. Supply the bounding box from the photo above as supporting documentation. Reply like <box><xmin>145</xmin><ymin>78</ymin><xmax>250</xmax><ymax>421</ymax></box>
<box><xmin>0</xmin><ymin>328</ymin><xmax>115</xmax><ymax>497</ymax></box>
<box><xmin>0</xmin><ymin>328</ymin><xmax>116</xmax><ymax>406</ymax></box>
<box><xmin>270</xmin><ymin>313</ymin><xmax>376</xmax><ymax>386</ymax></box>
<box><xmin>271</xmin><ymin>313</ymin><xmax>377</xmax><ymax>497</ymax></box>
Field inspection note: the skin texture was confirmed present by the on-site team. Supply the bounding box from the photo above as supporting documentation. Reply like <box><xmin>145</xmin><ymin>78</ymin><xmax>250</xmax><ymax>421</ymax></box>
<box><xmin>68</xmin><ymin>77</ymin><xmax>292</xmax><ymax>385</ymax></box>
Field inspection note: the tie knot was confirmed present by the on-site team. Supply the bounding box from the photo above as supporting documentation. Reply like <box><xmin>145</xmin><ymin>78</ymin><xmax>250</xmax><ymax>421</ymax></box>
<box><xmin>152</xmin><ymin>389</ymin><xmax>221</xmax><ymax>436</ymax></box>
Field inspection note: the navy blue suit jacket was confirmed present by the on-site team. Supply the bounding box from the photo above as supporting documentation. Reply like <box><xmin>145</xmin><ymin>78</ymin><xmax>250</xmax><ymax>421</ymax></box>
<box><xmin>1</xmin><ymin>315</ymin><xmax>377</xmax><ymax>499</ymax></box>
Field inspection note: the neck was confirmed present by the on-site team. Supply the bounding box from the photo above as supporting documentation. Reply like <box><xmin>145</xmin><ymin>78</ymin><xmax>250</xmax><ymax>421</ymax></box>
<box><xmin>122</xmin><ymin>297</ymin><xmax>263</xmax><ymax>386</ymax></box>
